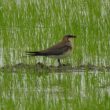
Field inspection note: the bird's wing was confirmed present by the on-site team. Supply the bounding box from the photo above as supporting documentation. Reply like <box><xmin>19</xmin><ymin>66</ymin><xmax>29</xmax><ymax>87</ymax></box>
<box><xmin>40</xmin><ymin>41</ymin><xmax>72</xmax><ymax>55</ymax></box>
<box><xmin>26</xmin><ymin>41</ymin><xmax>72</xmax><ymax>56</ymax></box>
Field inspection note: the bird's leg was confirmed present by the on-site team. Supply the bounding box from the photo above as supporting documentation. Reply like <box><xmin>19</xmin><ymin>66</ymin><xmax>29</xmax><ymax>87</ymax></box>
<box><xmin>58</xmin><ymin>59</ymin><xmax>62</xmax><ymax>66</ymax></box>
<box><xmin>58</xmin><ymin>59</ymin><xmax>71</xmax><ymax>67</ymax></box>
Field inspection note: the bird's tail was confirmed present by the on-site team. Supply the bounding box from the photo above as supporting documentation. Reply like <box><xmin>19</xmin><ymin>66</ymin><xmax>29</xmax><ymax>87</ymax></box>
<box><xmin>26</xmin><ymin>51</ymin><xmax>47</xmax><ymax>56</ymax></box>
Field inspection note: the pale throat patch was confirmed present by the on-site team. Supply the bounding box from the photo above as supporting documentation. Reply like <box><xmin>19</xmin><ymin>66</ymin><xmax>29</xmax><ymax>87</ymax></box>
<box><xmin>68</xmin><ymin>38</ymin><xmax>74</xmax><ymax>47</ymax></box>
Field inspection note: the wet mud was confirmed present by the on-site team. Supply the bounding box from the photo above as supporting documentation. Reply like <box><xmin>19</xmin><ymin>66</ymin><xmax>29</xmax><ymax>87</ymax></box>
<box><xmin>0</xmin><ymin>62</ymin><xmax>110</xmax><ymax>73</ymax></box>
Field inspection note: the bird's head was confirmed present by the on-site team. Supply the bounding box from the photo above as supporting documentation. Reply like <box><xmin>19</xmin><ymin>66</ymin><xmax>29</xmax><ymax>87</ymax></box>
<box><xmin>63</xmin><ymin>34</ymin><xmax>76</xmax><ymax>42</ymax></box>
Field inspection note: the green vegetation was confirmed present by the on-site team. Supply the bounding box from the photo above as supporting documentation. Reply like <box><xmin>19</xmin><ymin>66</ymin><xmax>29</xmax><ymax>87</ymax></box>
<box><xmin>0</xmin><ymin>0</ymin><xmax>110</xmax><ymax>110</ymax></box>
<box><xmin>0</xmin><ymin>71</ymin><xmax>110</xmax><ymax>110</ymax></box>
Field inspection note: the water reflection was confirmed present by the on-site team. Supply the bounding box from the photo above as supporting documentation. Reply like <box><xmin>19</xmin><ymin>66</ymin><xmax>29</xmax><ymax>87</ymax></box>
<box><xmin>0</xmin><ymin>48</ymin><xmax>3</xmax><ymax>66</ymax></box>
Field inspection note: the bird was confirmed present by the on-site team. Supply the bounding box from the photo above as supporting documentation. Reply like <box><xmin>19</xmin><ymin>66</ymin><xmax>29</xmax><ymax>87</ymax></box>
<box><xmin>26</xmin><ymin>34</ymin><xmax>76</xmax><ymax>66</ymax></box>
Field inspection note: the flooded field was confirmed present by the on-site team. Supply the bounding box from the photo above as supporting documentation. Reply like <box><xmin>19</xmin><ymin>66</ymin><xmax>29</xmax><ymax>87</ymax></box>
<box><xmin>0</xmin><ymin>69</ymin><xmax>110</xmax><ymax>110</ymax></box>
<box><xmin>0</xmin><ymin>0</ymin><xmax>110</xmax><ymax>109</ymax></box>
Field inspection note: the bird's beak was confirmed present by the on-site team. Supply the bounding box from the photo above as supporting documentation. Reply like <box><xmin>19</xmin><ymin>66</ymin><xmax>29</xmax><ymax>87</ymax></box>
<box><xmin>69</xmin><ymin>35</ymin><xmax>77</xmax><ymax>38</ymax></box>
<box><xmin>73</xmin><ymin>35</ymin><xmax>77</xmax><ymax>38</ymax></box>
<box><xmin>68</xmin><ymin>35</ymin><xmax>77</xmax><ymax>41</ymax></box>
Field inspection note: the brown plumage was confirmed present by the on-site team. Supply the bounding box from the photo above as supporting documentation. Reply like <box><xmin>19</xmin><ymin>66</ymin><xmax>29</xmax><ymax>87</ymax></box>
<box><xmin>26</xmin><ymin>35</ymin><xmax>76</xmax><ymax>66</ymax></box>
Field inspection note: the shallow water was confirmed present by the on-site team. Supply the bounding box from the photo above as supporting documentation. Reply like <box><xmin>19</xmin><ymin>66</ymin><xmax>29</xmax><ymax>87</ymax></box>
<box><xmin>0</xmin><ymin>70</ymin><xmax>110</xmax><ymax>110</ymax></box>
